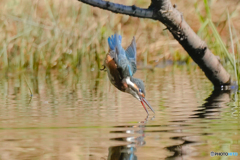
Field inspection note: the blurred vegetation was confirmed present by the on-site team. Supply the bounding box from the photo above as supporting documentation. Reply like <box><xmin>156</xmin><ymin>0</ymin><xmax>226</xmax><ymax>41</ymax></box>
<box><xmin>0</xmin><ymin>0</ymin><xmax>239</xmax><ymax>82</ymax></box>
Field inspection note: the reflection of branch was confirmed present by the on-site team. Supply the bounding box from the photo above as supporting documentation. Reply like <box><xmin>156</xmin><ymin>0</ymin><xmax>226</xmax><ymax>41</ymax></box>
<box><xmin>192</xmin><ymin>89</ymin><xmax>231</xmax><ymax>119</ymax></box>
<box><xmin>165</xmin><ymin>89</ymin><xmax>231</xmax><ymax>159</ymax></box>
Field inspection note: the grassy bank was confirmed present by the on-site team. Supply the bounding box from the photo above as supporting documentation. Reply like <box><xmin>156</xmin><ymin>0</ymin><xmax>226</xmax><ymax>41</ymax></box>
<box><xmin>0</xmin><ymin>0</ymin><xmax>239</xmax><ymax>82</ymax></box>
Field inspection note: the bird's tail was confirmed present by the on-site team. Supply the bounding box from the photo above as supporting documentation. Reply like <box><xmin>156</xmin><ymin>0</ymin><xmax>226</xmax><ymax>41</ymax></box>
<box><xmin>108</xmin><ymin>33</ymin><xmax>122</xmax><ymax>51</ymax></box>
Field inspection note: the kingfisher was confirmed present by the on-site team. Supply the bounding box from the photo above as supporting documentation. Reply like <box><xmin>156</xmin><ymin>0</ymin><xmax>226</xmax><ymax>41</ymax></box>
<box><xmin>102</xmin><ymin>33</ymin><xmax>155</xmax><ymax>114</ymax></box>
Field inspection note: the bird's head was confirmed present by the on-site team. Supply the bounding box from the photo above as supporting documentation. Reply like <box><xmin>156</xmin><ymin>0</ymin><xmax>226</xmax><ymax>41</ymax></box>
<box><xmin>125</xmin><ymin>77</ymin><xmax>155</xmax><ymax>114</ymax></box>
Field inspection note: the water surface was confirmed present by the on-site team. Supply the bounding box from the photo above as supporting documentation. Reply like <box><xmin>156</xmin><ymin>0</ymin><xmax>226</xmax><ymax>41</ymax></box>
<box><xmin>0</xmin><ymin>66</ymin><xmax>239</xmax><ymax>160</ymax></box>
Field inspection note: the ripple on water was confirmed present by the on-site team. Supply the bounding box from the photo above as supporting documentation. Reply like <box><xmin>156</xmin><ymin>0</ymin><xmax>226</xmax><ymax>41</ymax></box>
<box><xmin>0</xmin><ymin>67</ymin><xmax>239</xmax><ymax>159</ymax></box>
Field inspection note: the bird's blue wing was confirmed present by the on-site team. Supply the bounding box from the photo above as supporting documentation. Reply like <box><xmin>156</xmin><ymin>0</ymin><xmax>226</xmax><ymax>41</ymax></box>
<box><xmin>108</xmin><ymin>34</ymin><xmax>122</xmax><ymax>51</ymax></box>
<box><xmin>107</xmin><ymin>34</ymin><xmax>132</xmax><ymax>77</ymax></box>
<box><xmin>125</xmin><ymin>37</ymin><xmax>137</xmax><ymax>75</ymax></box>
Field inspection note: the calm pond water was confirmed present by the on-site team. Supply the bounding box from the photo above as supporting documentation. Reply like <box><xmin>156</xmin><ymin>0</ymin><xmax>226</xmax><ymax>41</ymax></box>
<box><xmin>0</xmin><ymin>66</ymin><xmax>239</xmax><ymax>160</ymax></box>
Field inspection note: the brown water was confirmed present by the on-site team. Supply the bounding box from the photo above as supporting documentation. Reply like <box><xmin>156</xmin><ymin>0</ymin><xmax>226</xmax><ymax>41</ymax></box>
<box><xmin>0</xmin><ymin>66</ymin><xmax>239</xmax><ymax>160</ymax></box>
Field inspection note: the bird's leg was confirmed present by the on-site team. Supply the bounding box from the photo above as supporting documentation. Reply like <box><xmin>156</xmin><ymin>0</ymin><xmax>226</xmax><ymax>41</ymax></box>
<box><xmin>100</xmin><ymin>65</ymin><xmax>106</xmax><ymax>71</ymax></box>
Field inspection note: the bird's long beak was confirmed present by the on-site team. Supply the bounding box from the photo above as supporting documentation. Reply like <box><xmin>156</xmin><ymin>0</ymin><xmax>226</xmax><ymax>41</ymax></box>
<box><xmin>125</xmin><ymin>77</ymin><xmax>155</xmax><ymax>114</ymax></box>
<box><xmin>140</xmin><ymin>97</ymin><xmax>155</xmax><ymax>114</ymax></box>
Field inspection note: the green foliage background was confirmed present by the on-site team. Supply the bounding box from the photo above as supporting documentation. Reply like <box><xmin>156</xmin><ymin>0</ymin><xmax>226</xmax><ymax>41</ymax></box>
<box><xmin>0</xmin><ymin>0</ymin><xmax>239</xmax><ymax>82</ymax></box>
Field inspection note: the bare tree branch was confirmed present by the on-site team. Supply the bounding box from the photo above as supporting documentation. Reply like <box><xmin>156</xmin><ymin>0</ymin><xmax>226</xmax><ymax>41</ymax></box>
<box><xmin>77</xmin><ymin>0</ymin><xmax>231</xmax><ymax>87</ymax></box>
<box><xmin>78</xmin><ymin>0</ymin><xmax>156</xmax><ymax>19</ymax></box>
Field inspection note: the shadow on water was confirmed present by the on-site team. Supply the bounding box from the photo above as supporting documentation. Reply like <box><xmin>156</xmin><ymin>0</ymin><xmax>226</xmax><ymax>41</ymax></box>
<box><xmin>107</xmin><ymin>89</ymin><xmax>236</xmax><ymax>160</ymax></box>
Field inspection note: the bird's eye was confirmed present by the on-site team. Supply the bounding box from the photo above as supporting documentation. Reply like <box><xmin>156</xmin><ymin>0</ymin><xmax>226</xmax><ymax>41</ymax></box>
<box><xmin>139</xmin><ymin>89</ymin><xmax>142</xmax><ymax>93</ymax></box>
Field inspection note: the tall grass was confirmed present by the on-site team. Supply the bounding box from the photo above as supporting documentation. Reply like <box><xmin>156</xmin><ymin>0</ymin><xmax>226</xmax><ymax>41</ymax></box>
<box><xmin>0</xmin><ymin>0</ymin><xmax>239</xmax><ymax>84</ymax></box>
<box><xmin>0</xmin><ymin>0</ymin><xmax>177</xmax><ymax>73</ymax></box>
<box><xmin>195</xmin><ymin>0</ymin><xmax>240</xmax><ymax>85</ymax></box>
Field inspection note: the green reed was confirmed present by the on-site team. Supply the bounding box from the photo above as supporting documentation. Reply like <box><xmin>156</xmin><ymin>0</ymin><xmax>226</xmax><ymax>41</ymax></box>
<box><xmin>196</xmin><ymin>0</ymin><xmax>240</xmax><ymax>85</ymax></box>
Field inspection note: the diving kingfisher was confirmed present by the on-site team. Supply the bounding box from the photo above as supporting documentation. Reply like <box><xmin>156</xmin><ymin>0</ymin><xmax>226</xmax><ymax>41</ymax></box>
<box><xmin>102</xmin><ymin>33</ymin><xmax>155</xmax><ymax>114</ymax></box>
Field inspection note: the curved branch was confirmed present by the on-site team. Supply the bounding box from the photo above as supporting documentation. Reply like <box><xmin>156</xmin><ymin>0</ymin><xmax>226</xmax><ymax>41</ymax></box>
<box><xmin>77</xmin><ymin>0</ymin><xmax>231</xmax><ymax>87</ymax></box>
<box><xmin>78</xmin><ymin>0</ymin><xmax>156</xmax><ymax>19</ymax></box>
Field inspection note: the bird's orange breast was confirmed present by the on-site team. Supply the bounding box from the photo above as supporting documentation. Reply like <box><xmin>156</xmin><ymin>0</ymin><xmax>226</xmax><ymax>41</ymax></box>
<box><xmin>105</xmin><ymin>54</ymin><xmax>127</xmax><ymax>91</ymax></box>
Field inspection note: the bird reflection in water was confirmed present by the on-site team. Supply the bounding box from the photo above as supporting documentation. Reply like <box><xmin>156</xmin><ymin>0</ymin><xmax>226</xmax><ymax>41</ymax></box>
<box><xmin>108</xmin><ymin>115</ymin><xmax>154</xmax><ymax>160</ymax></box>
